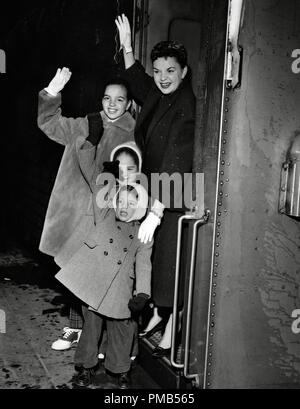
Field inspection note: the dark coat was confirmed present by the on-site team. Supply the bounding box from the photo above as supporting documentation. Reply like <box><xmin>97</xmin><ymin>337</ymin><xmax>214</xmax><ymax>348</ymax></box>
<box><xmin>37</xmin><ymin>90</ymin><xmax>135</xmax><ymax>262</ymax></box>
<box><xmin>123</xmin><ymin>62</ymin><xmax>196</xmax><ymax>307</ymax></box>
<box><xmin>55</xmin><ymin>209</ymin><xmax>152</xmax><ymax>319</ymax></box>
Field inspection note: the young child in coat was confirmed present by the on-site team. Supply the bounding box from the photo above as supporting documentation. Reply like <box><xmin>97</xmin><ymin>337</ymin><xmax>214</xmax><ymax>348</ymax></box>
<box><xmin>55</xmin><ymin>180</ymin><xmax>152</xmax><ymax>389</ymax></box>
<box><xmin>37</xmin><ymin>68</ymin><xmax>136</xmax><ymax>349</ymax></box>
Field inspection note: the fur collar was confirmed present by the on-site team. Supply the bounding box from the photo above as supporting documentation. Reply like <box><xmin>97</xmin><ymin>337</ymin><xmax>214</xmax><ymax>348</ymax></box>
<box><xmin>100</xmin><ymin>110</ymin><xmax>135</xmax><ymax>133</ymax></box>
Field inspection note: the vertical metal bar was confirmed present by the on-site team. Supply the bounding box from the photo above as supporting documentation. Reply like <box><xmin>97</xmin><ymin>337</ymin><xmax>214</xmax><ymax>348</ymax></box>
<box><xmin>184</xmin><ymin>218</ymin><xmax>207</xmax><ymax>381</ymax></box>
<box><xmin>170</xmin><ymin>215</ymin><xmax>194</xmax><ymax>369</ymax></box>
<box><xmin>203</xmin><ymin>0</ymin><xmax>231</xmax><ymax>390</ymax></box>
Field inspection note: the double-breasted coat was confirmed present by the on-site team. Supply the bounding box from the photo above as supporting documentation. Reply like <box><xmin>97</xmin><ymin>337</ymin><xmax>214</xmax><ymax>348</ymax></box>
<box><xmin>37</xmin><ymin>89</ymin><xmax>135</xmax><ymax>263</ymax></box>
<box><xmin>55</xmin><ymin>140</ymin><xmax>143</xmax><ymax>268</ymax></box>
<box><xmin>123</xmin><ymin>62</ymin><xmax>196</xmax><ymax>307</ymax></box>
<box><xmin>55</xmin><ymin>208</ymin><xmax>152</xmax><ymax>319</ymax></box>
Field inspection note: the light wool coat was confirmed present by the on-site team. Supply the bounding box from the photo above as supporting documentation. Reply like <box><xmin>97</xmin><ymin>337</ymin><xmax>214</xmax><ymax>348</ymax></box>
<box><xmin>37</xmin><ymin>90</ymin><xmax>135</xmax><ymax>261</ymax></box>
<box><xmin>55</xmin><ymin>209</ymin><xmax>152</xmax><ymax>319</ymax></box>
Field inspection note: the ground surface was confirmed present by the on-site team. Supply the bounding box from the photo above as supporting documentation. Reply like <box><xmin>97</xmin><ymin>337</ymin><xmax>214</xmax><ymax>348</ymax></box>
<box><xmin>0</xmin><ymin>248</ymin><xmax>159</xmax><ymax>389</ymax></box>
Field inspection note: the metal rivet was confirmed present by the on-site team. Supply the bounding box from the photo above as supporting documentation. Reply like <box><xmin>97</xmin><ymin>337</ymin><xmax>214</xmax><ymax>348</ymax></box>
<box><xmin>224</xmin><ymin>119</ymin><xmax>227</xmax><ymax>123</ymax></box>
<box><xmin>213</xmin><ymin>283</ymin><xmax>217</xmax><ymax>287</ymax></box>
<box><xmin>225</xmin><ymin>97</ymin><xmax>229</xmax><ymax>102</ymax></box>
<box><xmin>213</xmin><ymin>273</ymin><xmax>217</xmax><ymax>277</ymax></box>
<box><xmin>208</xmin><ymin>362</ymin><xmax>212</xmax><ymax>366</ymax></box>
<box><xmin>223</xmin><ymin>139</ymin><xmax>227</xmax><ymax>144</ymax></box>
<box><xmin>216</xmin><ymin>232</ymin><xmax>220</xmax><ymax>237</ymax></box>
<box><xmin>225</xmin><ymin>108</ymin><xmax>228</xmax><ymax>112</ymax></box>
<box><xmin>220</xmin><ymin>171</ymin><xmax>224</xmax><ymax>175</ymax></box>
<box><xmin>221</xmin><ymin>160</ymin><xmax>225</xmax><ymax>165</ymax></box>
<box><xmin>212</xmin><ymin>303</ymin><xmax>215</xmax><ymax>307</ymax></box>
<box><xmin>227</xmin><ymin>162</ymin><xmax>230</xmax><ymax>166</ymax></box>
<box><xmin>221</xmin><ymin>150</ymin><xmax>225</xmax><ymax>154</ymax></box>
<box><xmin>216</xmin><ymin>241</ymin><xmax>220</xmax><ymax>246</ymax></box>
<box><xmin>212</xmin><ymin>292</ymin><xmax>216</xmax><ymax>297</ymax></box>
<box><xmin>214</xmin><ymin>263</ymin><xmax>218</xmax><ymax>267</ymax></box>
<box><xmin>218</xmin><ymin>202</ymin><xmax>222</xmax><ymax>206</ymax></box>
<box><xmin>217</xmin><ymin>222</ymin><xmax>221</xmax><ymax>226</ymax></box>
<box><xmin>219</xmin><ymin>191</ymin><xmax>223</xmax><ymax>196</ymax></box>
<box><xmin>220</xmin><ymin>181</ymin><xmax>224</xmax><ymax>186</ymax></box>
<box><xmin>223</xmin><ymin>129</ymin><xmax>227</xmax><ymax>133</ymax></box>
<box><xmin>215</xmin><ymin>253</ymin><xmax>219</xmax><ymax>257</ymax></box>
<box><xmin>226</xmin><ymin>178</ymin><xmax>229</xmax><ymax>182</ymax></box>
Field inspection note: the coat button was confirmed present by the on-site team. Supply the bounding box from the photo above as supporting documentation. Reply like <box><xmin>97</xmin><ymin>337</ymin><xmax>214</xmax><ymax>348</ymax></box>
<box><xmin>104</xmin><ymin>251</ymin><xmax>108</xmax><ymax>256</ymax></box>
<box><xmin>129</xmin><ymin>235</ymin><xmax>134</xmax><ymax>239</ymax></box>
<box><xmin>109</xmin><ymin>238</ymin><xmax>113</xmax><ymax>243</ymax></box>
<box><xmin>117</xmin><ymin>260</ymin><xmax>122</xmax><ymax>265</ymax></box>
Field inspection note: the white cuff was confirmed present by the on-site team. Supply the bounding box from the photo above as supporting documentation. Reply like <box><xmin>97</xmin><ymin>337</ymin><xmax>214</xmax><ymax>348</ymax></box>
<box><xmin>123</xmin><ymin>45</ymin><xmax>133</xmax><ymax>54</ymax></box>
<box><xmin>44</xmin><ymin>87</ymin><xmax>58</xmax><ymax>97</ymax></box>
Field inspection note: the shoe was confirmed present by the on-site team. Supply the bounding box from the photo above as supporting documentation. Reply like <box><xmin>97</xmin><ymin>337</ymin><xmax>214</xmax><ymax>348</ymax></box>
<box><xmin>74</xmin><ymin>367</ymin><xmax>95</xmax><ymax>387</ymax></box>
<box><xmin>152</xmin><ymin>345</ymin><xmax>171</xmax><ymax>358</ymax></box>
<box><xmin>51</xmin><ymin>327</ymin><xmax>82</xmax><ymax>350</ymax></box>
<box><xmin>118</xmin><ymin>372</ymin><xmax>131</xmax><ymax>389</ymax></box>
<box><xmin>139</xmin><ymin>320</ymin><xmax>166</xmax><ymax>339</ymax></box>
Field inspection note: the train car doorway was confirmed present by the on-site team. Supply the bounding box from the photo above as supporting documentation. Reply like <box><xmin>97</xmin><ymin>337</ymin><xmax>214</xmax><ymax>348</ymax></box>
<box><xmin>132</xmin><ymin>0</ymin><xmax>229</xmax><ymax>389</ymax></box>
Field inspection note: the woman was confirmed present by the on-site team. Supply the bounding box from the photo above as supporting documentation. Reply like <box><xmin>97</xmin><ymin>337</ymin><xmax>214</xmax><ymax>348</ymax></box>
<box><xmin>116</xmin><ymin>15</ymin><xmax>196</xmax><ymax>357</ymax></box>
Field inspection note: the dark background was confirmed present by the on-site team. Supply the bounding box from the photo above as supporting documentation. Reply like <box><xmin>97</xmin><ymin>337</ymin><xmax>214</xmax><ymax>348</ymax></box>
<box><xmin>0</xmin><ymin>0</ymin><xmax>133</xmax><ymax>258</ymax></box>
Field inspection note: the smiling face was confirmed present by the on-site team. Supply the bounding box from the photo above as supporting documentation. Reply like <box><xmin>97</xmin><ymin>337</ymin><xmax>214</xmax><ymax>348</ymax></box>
<box><xmin>115</xmin><ymin>189</ymin><xmax>138</xmax><ymax>222</ymax></box>
<box><xmin>153</xmin><ymin>56</ymin><xmax>187</xmax><ymax>95</ymax></box>
<box><xmin>102</xmin><ymin>84</ymin><xmax>131</xmax><ymax>120</ymax></box>
<box><xmin>115</xmin><ymin>151</ymin><xmax>138</xmax><ymax>183</ymax></box>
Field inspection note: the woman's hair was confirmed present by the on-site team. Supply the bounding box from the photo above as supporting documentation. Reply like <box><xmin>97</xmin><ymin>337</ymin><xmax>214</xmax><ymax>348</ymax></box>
<box><xmin>103</xmin><ymin>77</ymin><xmax>132</xmax><ymax>101</ymax></box>
<box><xmin>150</xmin><ymin>41</ymin><xmax>188</xmax><ymax>68</ymax></box>
<box><xmin>113</xmin><ymin>147</ymin><xmax>140</xmax><ymax>168</ymax></box>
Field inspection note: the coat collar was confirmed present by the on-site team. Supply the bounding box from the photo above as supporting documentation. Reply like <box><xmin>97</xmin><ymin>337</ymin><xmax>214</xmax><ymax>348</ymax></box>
<box><xmin>135</xmin><ymin>78</ymin><xmax>191</xmax><ymax>145</ymax></box>
<box><xmin>101</xmin><ymin>110</ymin><xmax>135</xmax><ymax>133</ymax></box>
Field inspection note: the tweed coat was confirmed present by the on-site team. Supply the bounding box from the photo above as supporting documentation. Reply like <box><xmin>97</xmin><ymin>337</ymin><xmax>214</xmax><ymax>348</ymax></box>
<box><xmin>55</xmin><ymin>209</ymin><xmax>152</xmax><ymax>319</ymax></box>
<box><xmin>123</xmin><ymin>62</ymin><xmax>196</xmax><ymax>307</ymax></box>
<box><xmin>37</xmin><ymin>89</ymin><xmax>135</xmax><ymax>261</ymax></box>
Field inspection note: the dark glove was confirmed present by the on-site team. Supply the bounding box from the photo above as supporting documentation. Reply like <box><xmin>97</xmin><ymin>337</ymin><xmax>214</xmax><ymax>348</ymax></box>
<box><xmin>128</xmin><ymin>293</ymin><xmax>149</xmax><ymax>312</ymax></box>
<box><xmin>103</xmin><ymin>160</ymin><xmax>120</xmax><ymax>179</ymax></box>
<box><xmin>86</xmin><ymin>112</ymin><xmax>104</xmax><ymax>146</ymax></box>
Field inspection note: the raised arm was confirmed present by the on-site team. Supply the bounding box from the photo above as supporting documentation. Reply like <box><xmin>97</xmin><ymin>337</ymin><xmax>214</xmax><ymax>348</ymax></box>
<box><xmin>115</xmin><ymin>14</ymin><xmax>153</xmax><ymax>105</ymax></box>
<box><xmin>37</xmin><ymin>67</ymin><xmax>88</xmax><ymax>145</ymax></box>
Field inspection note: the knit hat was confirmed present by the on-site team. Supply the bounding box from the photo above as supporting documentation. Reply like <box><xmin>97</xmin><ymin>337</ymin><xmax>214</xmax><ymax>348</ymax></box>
<box><xmin>110</xmin><ymin>141</ymin><xmax>142</xmax><ymax>173</ymax></box>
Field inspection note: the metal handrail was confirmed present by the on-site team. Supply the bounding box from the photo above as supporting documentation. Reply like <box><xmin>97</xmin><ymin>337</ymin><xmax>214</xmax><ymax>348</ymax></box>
<box><xmin>170</xmin><ymin>214</ymin><xmax>194</xmax><ymax>368</ymax></box>
<box><xmin>184</xmin><ymin>210</ymin><xmax>210</xmax><ymax>382</ymax></box>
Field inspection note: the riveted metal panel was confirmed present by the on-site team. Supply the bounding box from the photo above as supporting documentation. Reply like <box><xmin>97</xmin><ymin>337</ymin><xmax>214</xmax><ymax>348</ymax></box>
<box><xmin>206</xmin><ymin>0</ymin><xmax>300</xmax><ymax>389</ymax></box>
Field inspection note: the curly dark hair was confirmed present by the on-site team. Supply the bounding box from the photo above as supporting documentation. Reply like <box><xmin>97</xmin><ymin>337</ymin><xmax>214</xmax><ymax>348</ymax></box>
<box><xmin>150</xmin><ymin>41</ymin><xmax>188</xmax><ymax>68</ymax></box>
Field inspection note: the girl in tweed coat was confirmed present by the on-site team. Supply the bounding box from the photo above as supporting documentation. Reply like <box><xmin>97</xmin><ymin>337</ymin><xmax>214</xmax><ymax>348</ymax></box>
<box><xmin>56</xmin><ymin>181</ymin><xmax>152</xmax><ymax>388</ymax></box>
